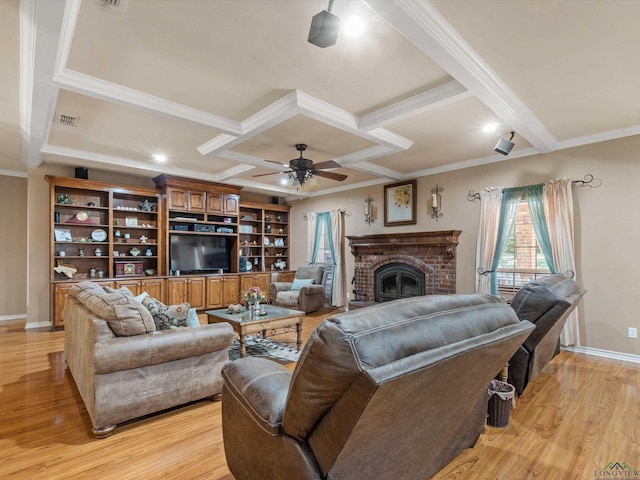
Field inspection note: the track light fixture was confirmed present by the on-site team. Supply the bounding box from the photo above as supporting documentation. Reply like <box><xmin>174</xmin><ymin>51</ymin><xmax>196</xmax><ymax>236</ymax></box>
<box><xmin>494</xmin><ymin>131</ymin><xmax>515</xmax><ymax>156</ymax></box>
<box><xmin>308</xmin><ymin>0</ymin><xmax>341</xmax><ymax>48</ymax></box>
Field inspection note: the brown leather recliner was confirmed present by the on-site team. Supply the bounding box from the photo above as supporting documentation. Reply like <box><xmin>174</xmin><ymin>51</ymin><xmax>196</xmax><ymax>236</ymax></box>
<box><xmin>507</xmin><ymin>274</ymin><xmax>586</xmax><ymax>395</ymax></box>
<box><xmin>221</xmin><ymin>294</ymin><xmax>534</xmax><ymax>480</ymax></box>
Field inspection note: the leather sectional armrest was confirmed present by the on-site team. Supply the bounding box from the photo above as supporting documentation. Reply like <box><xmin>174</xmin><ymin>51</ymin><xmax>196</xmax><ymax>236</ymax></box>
<box><xmin>222</xmin><ymin>357</ymin><xmax>292</xmax><ymax>435</ymax></box>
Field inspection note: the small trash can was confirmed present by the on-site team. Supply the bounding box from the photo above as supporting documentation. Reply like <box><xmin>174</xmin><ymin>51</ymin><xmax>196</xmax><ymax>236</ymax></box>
<box><xmin>487</xmin><ymin>379</ymin><xmax>515</xmax><ymax>428</ymax></box>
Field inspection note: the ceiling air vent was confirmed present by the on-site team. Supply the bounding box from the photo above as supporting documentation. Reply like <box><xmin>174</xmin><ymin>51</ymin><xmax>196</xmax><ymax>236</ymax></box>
<box><xmin>56</xmin><ymin>114</ymin><xmax>79</xmax><ymax>127</ymax></box>
<box><xmin>96</xmin><ymin>0</ymin><xmax>130</xmax><ymax>13</ymax></box>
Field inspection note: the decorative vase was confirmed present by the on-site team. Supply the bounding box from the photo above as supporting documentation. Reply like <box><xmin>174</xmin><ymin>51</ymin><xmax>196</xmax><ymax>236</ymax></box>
<box><xmin>246</xmin><ymin>300</ymin><xmax>260</xmax><ymax>319</ymax></box>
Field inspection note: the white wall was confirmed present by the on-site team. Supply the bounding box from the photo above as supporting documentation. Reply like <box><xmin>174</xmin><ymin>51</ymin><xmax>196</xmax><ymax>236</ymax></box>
<box><xmin>289</xmin><ymin>135</ymin><xmax>640</xmax><ymax>356</ymax></box>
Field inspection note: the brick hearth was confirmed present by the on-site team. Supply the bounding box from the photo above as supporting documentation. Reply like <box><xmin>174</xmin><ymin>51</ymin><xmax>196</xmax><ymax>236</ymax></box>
<box><xmin>347</xmin><ymin>231</ymin><xmax>461</xmax><ymax>306</ymax></box>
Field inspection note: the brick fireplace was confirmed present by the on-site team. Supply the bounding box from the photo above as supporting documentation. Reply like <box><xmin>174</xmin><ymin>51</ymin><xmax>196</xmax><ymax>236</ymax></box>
<box><xmin>347</xmin><ymin>231</ymin><xmax>461</xmax><ymax>307</ymax></box>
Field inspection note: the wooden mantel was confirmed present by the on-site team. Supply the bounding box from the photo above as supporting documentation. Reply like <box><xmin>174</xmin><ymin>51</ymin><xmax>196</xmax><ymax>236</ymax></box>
<box><xmin>347</xmin><ymin>230</ymin><xmax>461</xmax><ymax>256</ymax></box>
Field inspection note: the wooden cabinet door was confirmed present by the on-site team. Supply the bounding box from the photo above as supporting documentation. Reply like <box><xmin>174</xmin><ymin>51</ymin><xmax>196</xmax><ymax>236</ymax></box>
<box><xmin>167</xmin><ymin>187</ymin><xmax>188</xmax><ymax>210</ymax></box>
<box><xmin>240</xmin><ymin>273</ymin><xmax>270</xmax><ymax>296</ymax></box>
<box><xmin>140</xmin><ymin>278</ymin><xmax>165</xmax><ymax>303</ymax></box>
<box><xmin>188</xmin><ymin>191</ymin><xmax>206</xmax><ymax>212</ymax></box>
<box><xmin>271</xmin><ymin>271</ymin><xmax>295</xmax><ymax>283</ymax></box>
<box><xmin>167</xmin><ymin>277</ymin><xmax>204</xmax><ymax>309</ymax></box>
<box><xmin>223</xmin><ymin>194</ymin><xmax>239</xmax><ymax>215</ymax></box>
<box><xmin>114</xmin><ymin>279</ymin><xmax>142</xmax><ymax>296</ymax></box>
<box><xmin>52</xmin><ymin>283</ymin><xmax>75</xmax><ymax>327</ymax></box>
<box><xmin>166</xmin><ymin>278</ymin><xmax>189</xmax><ymax>305</ymax></box>
<box><xmin>255</xmin><ymin>273</ymin><xmax>271</xmax><ymax>292</ymax></box>
<box><xmin>206</xmin><ymin>276</ymin><xmax>223</xmax><ymax>309</ymax></box>
<box><xmin>207</xmin><ymin>193</ymin><xmax>224</xmax><ymax>214</ymax></box>
<box><xmin>168</xmin><ymin>187</ymin><xmax>205</xmax><ymax>211</ymax></box>
<box><xmin>222</xmin><ymin>275</ymin><xmax>240</xmax><ymax>306</ymax></box>
<box><xmin>187</xmin><ymin>276</ymin><xmax>206</xmax><ymax>309</ymax></box>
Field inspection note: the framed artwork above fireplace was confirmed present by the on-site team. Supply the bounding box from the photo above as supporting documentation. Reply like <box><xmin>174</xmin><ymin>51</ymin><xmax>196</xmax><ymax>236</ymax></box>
<box><xmin>384</xmin><ymin>179</ymin><xmax>417</xmax><ymax>226</ymax></box>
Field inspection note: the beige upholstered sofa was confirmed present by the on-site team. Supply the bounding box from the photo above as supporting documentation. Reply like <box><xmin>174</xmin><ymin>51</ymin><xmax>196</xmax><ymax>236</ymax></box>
<box><xmin>221</xmin><ymin>293</ymin><xmax>534</xmax><ymax>480</ymax></box>
<box><xmin>269</xmin><ymin>266</ymin><xmax>326</xmax><ymax>313</ymax></box>
<box><xmin>64</xmin><ymin>282</ymin><xmax>234</xmax><ymax>438</ymax></box>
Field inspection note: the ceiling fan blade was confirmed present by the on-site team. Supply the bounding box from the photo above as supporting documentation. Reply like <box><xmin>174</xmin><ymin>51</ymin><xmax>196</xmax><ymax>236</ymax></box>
<box><xmin>312</xmin><ymin>160</ymin><xmax>341</xmax><ymax>170</ymax></box>
<box><xmin>314</xmin><ymin>170</ymin><xmax>348</xmax><ymax>181</ymax></box>
<box><xmin>252</xmin><ymin>171</ymin><xmax>288</xmax><ymax>178</ymax></box>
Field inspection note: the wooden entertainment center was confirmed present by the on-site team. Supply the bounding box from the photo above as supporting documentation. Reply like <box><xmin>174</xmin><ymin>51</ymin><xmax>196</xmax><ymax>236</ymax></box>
<box><xmin>47</xmin><ymin>175</ymin><xmax>293</xmax><ymax>327</ymax></box>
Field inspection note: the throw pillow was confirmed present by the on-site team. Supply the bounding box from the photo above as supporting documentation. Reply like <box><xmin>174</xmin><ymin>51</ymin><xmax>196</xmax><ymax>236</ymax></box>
<box><xmin>142</xmin><ymin>295</ymin><xmax>190</xmax><ymax>330</ymax></box>
<box><xmin>103</xmin><ymin>285</ymin><xmax>134</xmax><ymax>297</ymax></box>
<box><xmin>70</xmin><ymin>283</ymin><xmax>155</xmax><ymax>336</ymax></box>
<box><xmin>291</xmin><ymin>278</ymin><xmax>314</xmax><ymax>291</ymax></box>
<box><xmin>187</xmin><ymin>308</ymin><xmax>200</xmax><ymax>327</ymax></box>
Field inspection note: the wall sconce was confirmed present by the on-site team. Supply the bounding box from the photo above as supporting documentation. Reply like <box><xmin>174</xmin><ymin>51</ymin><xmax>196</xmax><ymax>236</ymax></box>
<box><xmin>364</xmin><ymin>196</ymin><xmax>374</xmax><ymax>226</ymax></box>
<box><xmin>431</xmin><ymin>185</ymin><xmax>443</xmax><ymax>221</ymax></box>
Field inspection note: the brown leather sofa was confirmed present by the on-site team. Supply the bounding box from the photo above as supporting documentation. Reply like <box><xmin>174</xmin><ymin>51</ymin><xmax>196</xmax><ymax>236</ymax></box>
<box><xmin>64</xmin><ymin>282</ymin><xmax>234</xmax><ymax>438</ymax></box>
<box><xmin>270</xmin><ymin>265</ymin><xmax>326</xmax><ymax>313</ymax></box>
<box><xmin>507</xmin><ymin>274</ymin><xmax>586</xmax><ymax>395</ymax></box>
<box><xmin>221</xmin><ymin>294</ymin><xmax>534</xmax><ymax>480</ymax></box>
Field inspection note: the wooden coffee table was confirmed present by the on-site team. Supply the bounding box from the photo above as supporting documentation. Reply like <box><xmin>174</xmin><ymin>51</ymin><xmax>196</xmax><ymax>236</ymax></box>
<box><xmin>205</xmin><ymin>304</ymin><xmax>304</xmax><ymax>358</ymax></box>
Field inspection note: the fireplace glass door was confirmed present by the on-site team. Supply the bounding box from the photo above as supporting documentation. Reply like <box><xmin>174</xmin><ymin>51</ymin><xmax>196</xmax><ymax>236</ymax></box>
<box><xmin>375</xmin><ymin>263</ymin><xmax>425</xmax><ymax>302</ymax></box>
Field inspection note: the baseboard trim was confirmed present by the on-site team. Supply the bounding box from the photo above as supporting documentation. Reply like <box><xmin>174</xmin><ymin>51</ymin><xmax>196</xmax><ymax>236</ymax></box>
<box><xmin>0</xmin><ymin>314</ymin><xmax>26</xmax><ymax>322</ymax></box>
<box><xmin>24</xmin><ymin>321</ymin><xmax>53</xmax><ymax>330</ymax></box>
<box><xmin>562</xmin><ymin>346</ymin><xmax>640</xmax><ymax>365</ymax></box>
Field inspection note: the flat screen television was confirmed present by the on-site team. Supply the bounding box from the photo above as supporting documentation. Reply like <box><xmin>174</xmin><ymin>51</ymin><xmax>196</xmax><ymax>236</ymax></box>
<box><xmin>169</xmin><ymin>234</ymin><xmax>231</xmax><ymax>274</ymax></box>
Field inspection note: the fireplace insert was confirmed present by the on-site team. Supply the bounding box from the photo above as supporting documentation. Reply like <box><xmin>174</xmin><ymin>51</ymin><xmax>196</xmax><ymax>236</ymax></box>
<box><xmin>375</xmin><ymin>263</ymin><xmax>426</xmax><ymax>302</ymax></box>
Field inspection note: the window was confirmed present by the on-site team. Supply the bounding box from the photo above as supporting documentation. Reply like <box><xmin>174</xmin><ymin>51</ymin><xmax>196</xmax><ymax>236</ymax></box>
<box><xmin>313</xmin><ymin>222</ymin><xmax>334</xmax><ymax>304</ymax></box>
<box><xmin>496</xmin><ymin>199</ymin><xmax>550</xmax><ymax>301</ymax></box>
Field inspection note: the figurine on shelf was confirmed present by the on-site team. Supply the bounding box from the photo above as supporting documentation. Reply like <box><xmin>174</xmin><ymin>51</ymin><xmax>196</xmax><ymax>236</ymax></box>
<box><xmin>140</xmin><ymin>235</ymin><xmax>148</xmax><ymax>244</ymax></box>
<box><xmin>139</xmin><ymin>199</ymin><xmax>156</xmax><ymax>211</ymax></box>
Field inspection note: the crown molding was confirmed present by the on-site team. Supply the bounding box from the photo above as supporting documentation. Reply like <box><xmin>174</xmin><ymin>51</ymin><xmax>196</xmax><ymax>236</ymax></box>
<box><xmin>359</xmin><ymin>79</ymin><xmax>470</xmax><ymax>131</ymax></box>
<box><xmin>409</xmin><ymin>146</ymin><xmax>541</xmax><ymax>178</ymax></box>
<box><xmin>555</xmin><ymin>123</ymin><xmax>640</xmax><ymax>151</ymax></box>
<box><xmin>0</xmin><ymin>169</ymin><xmax>28</xmax><ymax>178</ymax></box>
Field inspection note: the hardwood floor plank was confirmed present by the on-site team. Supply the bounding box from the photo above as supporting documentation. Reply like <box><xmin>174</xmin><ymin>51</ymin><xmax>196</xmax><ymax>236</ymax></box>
<box><xmin>2</xmin><ymin>313</ymin><xmax>639</xmax><ymax>480</ymax></box>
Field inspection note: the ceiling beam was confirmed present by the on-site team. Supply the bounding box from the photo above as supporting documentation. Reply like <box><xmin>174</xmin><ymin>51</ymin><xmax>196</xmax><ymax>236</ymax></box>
<box><xmin>20</xmin><ymin>0</ymin><xmax>67</xmax><ymax>168</ymax></box>
<box><xmin>364</xmin><ymin>0</ymin><xmax>557</xmax><ymax>153</ymax></box>
<box><xmin>359</xmin><ymin>79</ymin><xmax>471</xmax><ymax>131</ymax></box>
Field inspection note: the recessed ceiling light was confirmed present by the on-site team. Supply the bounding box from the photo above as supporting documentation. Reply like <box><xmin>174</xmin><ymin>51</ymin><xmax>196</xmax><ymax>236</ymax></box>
<box><xmin>152</xmin><ymin>154</ymin><xmax>167</xmax><ymax>163</ymax></box>
<box><xmin>343</xmin><ymin>16</ymin><xmax>364</xmax><ymax>37</ymax></box>
<box><xmin>482</xmin><ymin>123</ymin><xmax>499</xmax><ymax>133</ymax></box>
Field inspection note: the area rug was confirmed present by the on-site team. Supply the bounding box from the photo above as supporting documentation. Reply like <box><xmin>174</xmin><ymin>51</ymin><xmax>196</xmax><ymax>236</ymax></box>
<box><xmin>228</xmin><ymin>336</ymin><xmax>300</xmax><ymax>364</ymax></box>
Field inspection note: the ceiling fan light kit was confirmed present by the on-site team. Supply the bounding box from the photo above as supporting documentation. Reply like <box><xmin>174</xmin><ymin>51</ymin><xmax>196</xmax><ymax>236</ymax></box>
<box><xmin>254</xmin><ymin>143</ymin><xmax>347</xmax><ymax>188</ymax></box>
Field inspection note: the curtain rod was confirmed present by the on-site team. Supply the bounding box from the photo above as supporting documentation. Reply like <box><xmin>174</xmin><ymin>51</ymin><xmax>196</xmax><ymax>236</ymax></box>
<box><xmin>466</xmin><ymin>174</ymin><xmax>595</xmax><ymax>202</ymax></box>
<box><xmin>303</xmin><ymin>209</ymin><xmax>351</xmax><ymax>220</ymax></box>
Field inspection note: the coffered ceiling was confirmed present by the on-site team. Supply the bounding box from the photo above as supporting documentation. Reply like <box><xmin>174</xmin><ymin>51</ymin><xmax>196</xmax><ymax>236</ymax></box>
<box><xmin>5</xmin><ymin>0</ymin><xmax>640</xmax><ymax>197</ymax></box>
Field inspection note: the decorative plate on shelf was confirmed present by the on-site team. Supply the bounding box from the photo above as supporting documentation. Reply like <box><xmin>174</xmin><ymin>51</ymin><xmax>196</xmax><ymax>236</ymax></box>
<box><xmin>129</xmin><ymin>247</ymin><xmax>141</xmax><ymax>256</ymax></box>
<box><xmin>263</xmin><ymin>236</ymin><xmax>270</xmax><ymax>246</ymax></box>
<box><xmin>90</xmin><ymin>229</ymin><xmax>107</xmax><ymax>242</ymax></box>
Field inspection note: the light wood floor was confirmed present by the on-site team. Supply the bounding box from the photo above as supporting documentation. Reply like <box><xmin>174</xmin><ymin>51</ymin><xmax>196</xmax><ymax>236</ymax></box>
<box><xmin>1</xmin><ymin>310</ymin><xmax>639</xmax><ymax>479</ymax></box>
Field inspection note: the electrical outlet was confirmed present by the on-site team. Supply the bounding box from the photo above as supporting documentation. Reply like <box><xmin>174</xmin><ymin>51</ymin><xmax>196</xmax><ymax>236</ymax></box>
<box><xmin>628</xmin><ymin>327</ymin><xmax>638</xmax><ymax>339</ymax></box>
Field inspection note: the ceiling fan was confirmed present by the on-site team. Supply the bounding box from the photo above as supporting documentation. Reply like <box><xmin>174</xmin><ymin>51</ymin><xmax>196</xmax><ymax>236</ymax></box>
<box><xmin>253</xmin><ymin>144</ymin><xmax>347</xmax><ymax>186</ymax></box>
